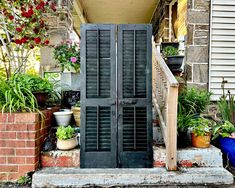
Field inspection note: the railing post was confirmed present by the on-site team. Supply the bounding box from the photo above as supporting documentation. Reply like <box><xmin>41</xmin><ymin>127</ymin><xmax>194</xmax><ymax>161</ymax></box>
<box><xmin>165</xmin><ymin>86</ymin><xmax>178</xmax><ymax>170</ymax></box>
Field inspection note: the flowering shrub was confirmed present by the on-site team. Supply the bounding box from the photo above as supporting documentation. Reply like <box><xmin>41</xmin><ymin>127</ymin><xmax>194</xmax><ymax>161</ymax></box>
<box><xmin>53</xmin><ymin>40</ymin><xmax>80</xmax><ymax>72</ymax></box>
<box><xmin>0</xmin><ymin>0</ymin><xmax>57</xmax><ymax>79</ymax></box>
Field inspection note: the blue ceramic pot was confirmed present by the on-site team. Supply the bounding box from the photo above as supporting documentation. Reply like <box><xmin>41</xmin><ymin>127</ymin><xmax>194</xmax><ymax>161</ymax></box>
<box><xmin>219</xmin><ymin>136</ymin><xmax>235</xmax><ymax>166</ymax></box>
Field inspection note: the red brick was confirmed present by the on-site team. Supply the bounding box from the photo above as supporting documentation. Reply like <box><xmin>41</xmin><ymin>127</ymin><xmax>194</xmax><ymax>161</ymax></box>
<box><xmin>8</xmin><ymin>157</ymin><xmax>25</xmax><ymax>164</ymax></box>
<box><xmin>17</xmin><ymin>132</ymin><xmax>36</xmax><ymax>139</ymax></box>
<box><xmin>18</xmin><ymin>164</ymin><xmax>38</xmax><ymax>173</ymax></box>
<box><xmin>8</xmin><ymin>114</ymin><xmax>15</xmax><ymax>123</ymax></box>
<box><xmin>26</xmin><ymin>156</ymin><xmax>39</xmax><ymax>164</ymax></box>
<box><xmin>16</xmin><ymin>148</ymin><xmax>36</xmax><ymax>156</ymax></box>
<box><xmin>41</xmin><ymin>154</ymin><xmax>80</xmax><ymax>167</ymax></box>
<box><xmin>0</xmin><ymin>148</ymin><xmax>15</xmax><ymax>155</ymax></box>
<box><xmin>0</xmin><ymin>157</ymin><xmax>6</xmax><ymax>164</ymax></box>
<box><xmin>15</xmin><ymin>113</ymin><xmax>39</xmax><ymax>123</ymax></box>
<box><xmin>153</xmin><ymin>160</ymin><xmax>165</xmax><ymax>167</ymax></box>
<box><xmin>0</xmin><ymin>140</ymin><xmax>25</xmax><ymax>147</ymax></box>
<box><xmin>0</xmin><ymin>124</ymin><xmax>6</xmax><ymax>131</ymax></box>
<box><xmin>0</xmin><ymin>132</ymin><xmax>16</xmax><ymax>139</ymax></box>
<box><xmin>0</xmin><ymin>165</ymin><xmax>18</xmax><ymax>172</ymax></box>
<box><xmin>25</xmin><ymin>140</ymin><xmax>37</xmax><ymax>147</ymax></box>
<box><xmin>0</xmin><ymin>173</ymin><xmax>7</xmax><ymax>181</ymax></box>
<box><xmin>6</xmin><ymin>124</ymin><xmax>27</xmax><ymax>131</ymax></box>
<box><xmin>27</xmin><ymin>123</ymin><xmax>41</xmax><ymax>131</ymax></box>
<box><xmin>0</xmin><ymin>114</ymin><xmax>7</xmax><ymax>122</ymax></box>
<box><xmin>178</xmin><ymin>160</ymin><xmax>193</xmax><ymax>167</ymax></box>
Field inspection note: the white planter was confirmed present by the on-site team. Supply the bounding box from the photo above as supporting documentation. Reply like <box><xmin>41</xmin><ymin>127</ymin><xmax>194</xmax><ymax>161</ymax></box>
<box><xmin>57</xmin><ymin>136</ymin><xmax>78</xmax><ymax>150</ymax></box>
<box><xmin>53</xmin><ymin>111</ymin><xmax>73</xmax><ymax>126</ymax></box>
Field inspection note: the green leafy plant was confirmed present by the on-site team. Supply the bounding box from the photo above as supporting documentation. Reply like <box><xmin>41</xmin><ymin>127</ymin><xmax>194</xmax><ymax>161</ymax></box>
<box><xmin>17</xmin><ymin>175</ymin><xmax>31</xmax><ymax>186</ymax></box>
<box><xmin>53</xmin><ymin>40</ymin><xmax>80</xmax><ymax>72</ymax></box>
<box><xmin>177</xmin><ymin>112</ymin><xmax>195</xmax><ymax>133</ymax></box>
<box><xmin>178</xmin><ymin>87</ymin><xmax>212</xmax><ymax>115</ymax></box>
<box><xmin>191</xmin><ymin>117</ymin><xmax>213</xmax><ymax>136</ymax></box>
<box><xmin>74</xmin><ymin>101</ymin><xmax>80</xmax><ymax>107</ymax></box>
<box><xmin>212</xmin><ymin>121</ymin><xmax>235</xmax><ymax>140</ymax></box>
<box><xmin>163</xmin><ymin>46</ymin><xmax>178</xmax><ymax>57</ymax></box>
<box><xmin>218</xmin><ymin>92</ymin><xmax>235</xmax><ymax>124</ymax></box>
<box><xmin>0</xmin><ymin>76</ymin><xmax>38</xmax><ymax>113</ymax></box>
<box><xmin>14</xmin><ymin>74</ymin><xmax>53</xmax><ymax>93</ymax></box>
<box><xmin>56</xmin><ymin>125</ymin><xmax>75</xmax><ymax>140</ymax></box>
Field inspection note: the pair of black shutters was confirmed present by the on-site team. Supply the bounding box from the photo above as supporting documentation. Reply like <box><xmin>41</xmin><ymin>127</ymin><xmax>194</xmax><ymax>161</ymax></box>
<box><xmin>80</xmin><ymin>24</ymin><xmax>152</xmax><ymax>168</ymax></box>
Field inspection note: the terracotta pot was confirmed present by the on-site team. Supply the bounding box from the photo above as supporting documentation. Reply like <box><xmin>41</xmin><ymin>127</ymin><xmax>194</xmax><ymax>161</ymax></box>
<box><xmin>191</xmin><ymin>133</ymin><xmax>211</xmax><ymax>148</ymax></box>
<box><xmin>57</xmin><ymin>136</ymin><xmax>78</xmax><ymax>150</ymax></box>
<box><xmin>72</xmin><ymin>107</ymin><xmax>80</xmax><ymax>127</ymax></box>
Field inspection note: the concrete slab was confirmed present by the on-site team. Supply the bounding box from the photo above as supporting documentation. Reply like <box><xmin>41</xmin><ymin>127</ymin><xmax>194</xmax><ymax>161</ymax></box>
<box><xmin>32</xmin><ymin>167</ymin><xmax>233</xmax><ymax>187</ymax></box>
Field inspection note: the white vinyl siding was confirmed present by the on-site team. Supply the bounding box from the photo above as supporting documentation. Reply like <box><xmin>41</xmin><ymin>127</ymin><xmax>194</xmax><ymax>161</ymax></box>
<box><xmin>209</xmin><ymin>0</ymin><xmax>235</xmax><ymax>100</ymax></box>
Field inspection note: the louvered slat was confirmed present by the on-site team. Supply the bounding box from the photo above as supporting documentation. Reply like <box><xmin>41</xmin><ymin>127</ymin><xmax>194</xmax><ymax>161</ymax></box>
<box><xmin>85</xmin><ymin>106</ymin><xmax>111</xmax><ymax>152</ymax></box>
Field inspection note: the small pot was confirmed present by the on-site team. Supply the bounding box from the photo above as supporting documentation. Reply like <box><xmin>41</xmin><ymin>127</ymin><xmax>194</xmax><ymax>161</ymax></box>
<box><xmin>57</xmin><ymin>136</ymin><xmax>78</xmax><ymax>150</ymax></box>
<box><xmin>191</xmin><ymin>133</ymin><xmax>211</xmax><ymax>148</ymax></box>
<box><xmin>177</xmin><ymin>131</ymin><xmax>191</xmax><ymax>148</ymax></box>
<box><xmin>72</xmin><ymin>107</ymin><xmax>80</xmax><ymax>127</ymax></box>
<box><xmin>53</xmin><ymin>111</ymin><xmax>73</xmax><ymax>126</ymax></box>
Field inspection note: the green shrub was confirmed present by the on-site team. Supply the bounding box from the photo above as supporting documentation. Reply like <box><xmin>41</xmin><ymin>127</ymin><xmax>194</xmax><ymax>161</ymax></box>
<box><xmin>178</xmin><ymin>87</ymin><xmax>212</xmax><ymax>115</ymax></box>
<box><xmin>212</xmin><ymin>121</ymin><xmax>235</xmax><ymax>140</ymax></box>
<box><xmin>163</xmin><ymin>46</ymin><xmax>178</xmax><ymax>57</ymax></box>
<box><xmin>191</xmin><ymin>117</ymin><xmax>213</xmax><ymax>136</ymax></box>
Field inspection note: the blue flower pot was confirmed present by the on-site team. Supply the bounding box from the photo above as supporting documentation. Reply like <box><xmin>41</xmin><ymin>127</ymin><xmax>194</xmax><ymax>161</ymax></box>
<box><xmin>219</xmin><ymin>136</ymin><xmax>235</xmax><ymax>167</ymax></box>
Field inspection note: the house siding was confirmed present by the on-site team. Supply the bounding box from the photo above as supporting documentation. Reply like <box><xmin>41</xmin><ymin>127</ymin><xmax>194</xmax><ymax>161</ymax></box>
<box><xmin>209</xmin><ymin>0</ymin><xmax>235</xmax><ymax>100</ymax></box>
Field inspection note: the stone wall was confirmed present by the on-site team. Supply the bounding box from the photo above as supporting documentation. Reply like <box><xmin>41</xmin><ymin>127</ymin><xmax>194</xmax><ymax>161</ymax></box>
<box><xmin>0</xmin><ymin>108</ymin><xmax>57</xmax><ymax>181</ymax></box>
<box><xmin>185</xmin><ymin>0</ymin><xmax>210</xmax><ymax>88</ymax></box>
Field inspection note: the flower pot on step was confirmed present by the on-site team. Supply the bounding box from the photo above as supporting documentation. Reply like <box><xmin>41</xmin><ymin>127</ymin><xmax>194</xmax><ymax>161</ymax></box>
<box><xmin>53</xmin><ymin>111</ymin><xmax>73</xmax><ymax>126</ymax></box>
<box><xmin>57</xmin><ymin>136</ymin><xmax>78</xmax><ymax>150</ymax></box>
<box><xmin>219</xmin><ymin>136</ymin><xmax>235</xmax><ymax>167</ymax></box>
<box><xmin>33</xmin><ymin>92</ymin><xmax>48</xmax><ymax>108</ymax></box>
<box><xmin>191</xmin><ymin>133</ymin><xmax>211</xmax><ymax>148</ymax></box>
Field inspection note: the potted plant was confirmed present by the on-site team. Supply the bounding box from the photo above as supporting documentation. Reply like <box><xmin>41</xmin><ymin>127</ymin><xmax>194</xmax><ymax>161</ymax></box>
<box><xmin>162</xmin><ymin>46</ymin><xmax>184</xmax><ymax>73</ymax></box>
<box><xmin>53</xmin><ymin>40</ymin><xmax>81</xmax><ymax>91</ymax></box>
<box><xmin>53</xmin><ymin>110</ymin><xmax>73</xmax><ymax>126</ymax></box>
<box><xmin>213</xmin><ymin>121</ymin><xmax>235</xmax><ymax>166</ymax></box>
<box><xmin>71</xmin><ymin>101</ymin><xmax>80</xmax><ymax>127</ymax></box>
<box><xmin>56</xmin><ymin>125</ymin><xmax>78</xmax><ymax>150</ymax></box>
<box><xmin>14</xmin><ymin>74</ymin><xmax>53</xmax><ymax>108</ymax></box>
<box><xmin>191</xmin><ymin>117</ymin><xmax>213</xmax><ymax>148</ymax></box>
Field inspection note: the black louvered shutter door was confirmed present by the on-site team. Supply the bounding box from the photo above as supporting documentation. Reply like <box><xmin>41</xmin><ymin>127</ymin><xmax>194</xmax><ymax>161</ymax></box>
<box><xmin>80</xmin><ymin>24</ymin><xmax>117</xmax><ymax>168</ymax></box>
<box><xmin>117</xmin><ymin>25</ymin><xmax>153</xmax><ymax>168</ymax></box>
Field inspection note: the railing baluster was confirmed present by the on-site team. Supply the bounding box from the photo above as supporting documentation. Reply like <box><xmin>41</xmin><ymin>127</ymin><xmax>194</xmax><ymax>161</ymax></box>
<box><xmin>152</xmin><ymin>39</ymin><xmax>178</xmax><ymax>171</ymax></box>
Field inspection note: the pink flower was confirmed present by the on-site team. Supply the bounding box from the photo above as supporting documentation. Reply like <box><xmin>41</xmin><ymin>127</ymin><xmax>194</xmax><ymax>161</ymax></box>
<box><xmin>70</xmin><ymin>57</ymin><xmax>77</xmax><ymax>63</ymax></box>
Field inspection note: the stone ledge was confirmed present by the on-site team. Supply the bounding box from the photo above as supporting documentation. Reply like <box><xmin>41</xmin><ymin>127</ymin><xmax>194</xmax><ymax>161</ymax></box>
<box><xmin>32</xmin><ymin>167</ymin><xmax>233</xmax><ymax>187</ymax></box>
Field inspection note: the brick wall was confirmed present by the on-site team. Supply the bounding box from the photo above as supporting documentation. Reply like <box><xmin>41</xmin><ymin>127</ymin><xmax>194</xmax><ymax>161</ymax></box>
<box><xmin>0</xmin><ymin>108</ymin><xmax>57</xmax><ymax>181</ymax></box>
<box><xmin>185</xmin><ymin>0</ymin><xmax>210</xmax><ymax>89</ymax></box>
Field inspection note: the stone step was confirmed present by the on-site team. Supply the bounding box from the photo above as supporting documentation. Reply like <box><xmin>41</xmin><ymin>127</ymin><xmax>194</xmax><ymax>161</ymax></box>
<box><xmin>41</xmin><ymin>145</ymin><xmax>223</xmax><ymax>168</ymax></box>
<box><xmin>154</xmin><ymin>145</ymin><xmax>223</xmax><ymax>168</ymax></box>
<box><xmin>32</xmin><ymin>167</ymin><xmax>233</xmax><ymax>187</ymax></box>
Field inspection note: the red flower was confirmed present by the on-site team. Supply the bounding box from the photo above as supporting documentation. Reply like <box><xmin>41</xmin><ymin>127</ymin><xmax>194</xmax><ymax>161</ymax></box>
<box><xmin>28</xmin><ymin>9</ymin><xmax>34</xmax><ymax>17</ymax></box>
<box><xmin>44</xmin><ymin>39</ymin><xmax>49</xmax><ymax>45</ymax></box>
<box><xmin>39</xmin><ymin>1</ymin><xmax>45</xmax><ymax>7</ymax></box>
<box><xmin>22</xmin><ymin>12</ymin><xmax>28</xmax><ymax>17</ymax></box>
<box><xmin>16</xmin><ymin>27</ymin><xmax>22</xmax><ymax>32</ymax></box>
<box><xmin>9</xmin><ymin>15</ymin><xmax>14</xmax><ymax>20</ymax></box>
<box><xmin>15</xmin><ymin>39</ymin><xmax>22</xmax><ymax>45</ymax></box>
<box><xmin>21</xmin><ymin>37</ymin><xmax>27</xmax><ymax>43</ymax></box>
<box><xmin>34</xmin><ymin>37</ymin><xmax>41</xmax><ymax>44</ymax></box>
<box><xmin>36</xmin><ymin>5</ymin><xmax>42</xmax><ymax>10</ymax></box>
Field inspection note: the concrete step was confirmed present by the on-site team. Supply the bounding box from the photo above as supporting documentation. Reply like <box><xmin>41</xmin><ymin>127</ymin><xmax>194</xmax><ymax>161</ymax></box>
<box><xmin>154</xmin><ymin>145</ymin><xmax>223</xmax><ymax>168</ymax></box>
<box><xmin>32</xmin><ymin>167</ymin><xmax>233</xmax><ymax>187</ymax></box>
